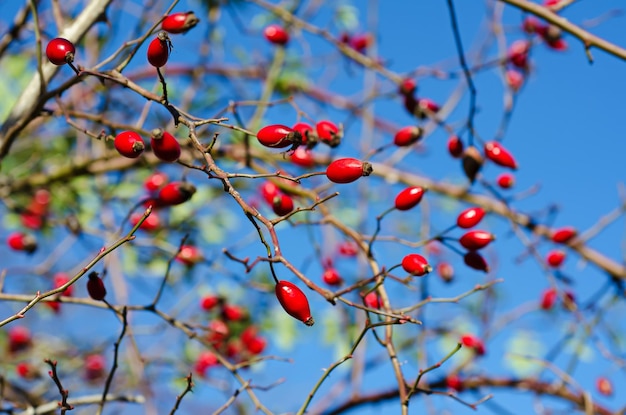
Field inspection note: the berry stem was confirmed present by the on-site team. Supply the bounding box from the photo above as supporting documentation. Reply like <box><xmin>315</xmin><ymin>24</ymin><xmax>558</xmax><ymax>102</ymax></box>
<box><xmin>367</xmin><ymin>206</ymin><xmax>396</xmax><ymax>259</ymax></box>
<box><xmin>156</xmin><ymin>67</ymin><xmax>169</xmax><ymax>105</ymax></box>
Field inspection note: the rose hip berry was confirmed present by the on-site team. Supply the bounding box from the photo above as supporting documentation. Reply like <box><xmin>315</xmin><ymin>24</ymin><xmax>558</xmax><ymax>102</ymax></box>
<box><xmin>394</xmin><ymin>186</ymin><xmax>425</xmax><ymax>211</ymax></box>
<box><xmin>448</xmin><ymin>135</ymin><xmax>464</xmax><ymax>158</ymax></box>
<box><xmin>401</xmin><ymin>253</ymin><xmax>432</xmax><ymax>276</ymax></box>
<box><xmin>446</xmin><ymin>375</ymin><xmax>464</xmax><ymax>392</ymax></box>
<box><xmin>46</xmin><ymin>38</ymin><xmax>75</xmax><ymax>65</ymax></box>
<box><xmin>364</xmin><ymin>292</ymin><xmax>380</xmax><ymax>309</ymax></box>
<box><xmin>508</xmin><ymin>40</ymin><xmax>530</xmax><ymax>69</ymax></box>
<box><xmin>316</xmin><ymin>120</ymin><xmax>342</xmax><ymax>147</ymax></box>
<box><xmin>540</xmin><ymin>288</ymin><xmax>558</xmax><ymax>310</ymax></box>
<box><xmin>157</xmin><ymin>181</ymin><xmax>196</xmax><ymax>206</ymax></box>
<box><xmin>151</xmin><ymin>129</ymin><xmax>181</xmax><ymax>162</ymax></box>
<box><xmin>257</xmin><ymin>124</ymin><xmax>302</xmax><ymax>149</ymax></box>
<box><xmin>322</xmin><ymin>268</ymin><xmax>342</xmax><ymax>286</ymax></box>
<box><xmin>459</xmin><ymin>230</ymin><xmax>495</xmax><ymax>251</ymax></box>
<box><xmin>338</xmin><ymin>241</ymin><xmax>358</xmax><ymax>257</ymax></box>
<box><xmin>292</xmin><ymin>122</ymin><xmax>316</xmax><ymax>147</ymax></box>
<box><xmin>456</xmin><ymin>207</ymin><xmax>486</xmax><ymax>229</ymax></box>
<box><xmin>264</xmin><ymin>24</ymin><xmax>289</xmax><ymax>45</ymax></box>
<box><xmin>505</xmin><ymin>70</ymin><xmax>524</xmax><ymax>92</ymax></box>
<box><xmin>272</xmin><ymin>194</ymin><xmax>294</xmax><ymax>216</ymax></box>
<box><xmin>161</xmin><ymin>11</ymin><xmax>199</xmax><ymax>34</ymax></box>
<box><xmin>463</xmin><ymin>251</ymin><xmax>489</xmax><ymax>272</ymax></box>
<box><xmin>114</xmin><ymin>131</ymin><xmax>145</xmax><ymax>158</ymax></box>
<box><xmin>393</xmin><ymin>126</ymin><xmax>422</xmax><ymax>147</ymax></box>
<box><xmin>596</xmin><ymin>376</ymin><xmax>613</xmax><ymax>397</ymax></box>
<box><xmin>484</xmin><ymin>141</ymin><xmax>518</xmax><ymax>170</ymax></box>
<box><xmin>497</xmin><ymin>173</ymin><xmax>515</xmax><ymax>189</ymax></box>
<box><xmin>87</xmin><ymin>272</ymin><xmax>107</xmax><ymax>301</ymax></box>
<box><xmin>176</xmin><ymin>245</ymin><xmax>203</xmax><ymax>266</ymax></box>
<box><xmin>275</xmin><ymin>280</ymin><xmax>314</xmax><ymax>326</ymax></box>
<box><xmin>551</xmin><ymin>226</ymin><xmax>577</xmax><ymax>244</ymax></box>
<box><xmin>546</xmin><ymin>249</ymin><xmax>566</xmax><ymax>268</ymax></box>
<box><xmin>131</xmin><ymin>211</ymin><xmax>161</xmax><ymax>231</ymax></box>
<box><xmin>462</xmin><ymin>146</ymin><xmax>484</xmax><ymax>183</ymax></box>
<box><xmin>437</xmin><ymin>262</ymin><xmax>454</xmax><ymax>283</ymax></box>
<box><xmin>7</xmin><ymin>232</ymin><xmax>37</xmax><ymax>253</ymax></box>
<box><xmin>290</xmin><ymin>147</ymin><xmax>315</xmax><ymax>168</ymax></box>
<box><xmin>417</xmin><ymin>98</ymin><xmax>440</xmax><ymax>119</ymax></box>
<box><xmin>84</xmin><ymin>354</ymin><xmax>106</xmax><ymax>381</ymax></box>
<box><xmin>326</xmin><ymin>158</ymin><xmax>373</xmax><ymax>184</ymax></box>
<box><xmin>144</xmin><ymin>171</ymin><xmax>168</xmax><ymax>192</ymax></box>
<box><xmin>461</xmin><ymin>333</ymin><xmax>486</xmax><ymax>355</ymax></box>
<box><xmin>8</xmin><ymin>326</ymin><xmax>31</xmax><ymax>353</ymax></box>
<box><xmin>147</xmin><ymin>32</ymin><xmax>171</xmax><ymax>67</ymax></box>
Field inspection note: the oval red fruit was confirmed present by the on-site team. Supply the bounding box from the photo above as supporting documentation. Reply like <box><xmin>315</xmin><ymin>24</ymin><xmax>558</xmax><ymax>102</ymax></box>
<box><xmin>176</xmin><ymin>245</ymin><xmax>203</xmax><ymax>266</ymax></box>
<box><xmin>87</xmin><ymin>272</ymin><xmax>107</xmax><ymax>301</ymax></box>
<box><xmin>446</xmin><ymin>375</ymin><xmax>464</xmax><ymax>392</ymax></box>
<box><xmin>114</xmin><ymin>131</ymin><xmax>145</xmax><ymax>158</ymax></box>
<box><xmin>316</xmin><ymin>120</ymin><xmax>342</xmax><ymax>147</ymax></box>
<box><xmin>272</xmin><ymin>194</ymin><xmax>294</xmax><ymax>216</ymax></box>
<box><xmin>484</xmin><ymin>141</ymin><xmax>518</xmax><ymax>170</ymax></box>
<box><xmin>151</xmin><ymin>129</ymin><xmax>181</xmax><ymax>162</ymax></box>
<box><xmin>200</xmin><ymin>295</ymin><xmax>220</xmax><ymax>311</ymax></box>
<box><xmin>147</xmin><ymin>32</ymin><xmax>171</xmax><ymax>67</ymax></box>
<box><xmin>463</xmin><ymin>251</ymin><xmax>489</xmax><ymax>272</ymax></box>
<box><xmin>596</xmin><ymin>376</ymin><xmax>613</xmax><ymax>397</ymax></box>
<box><xmin>292</xmin><ymin>122</ymin><xmax>316</xmax><ymax>146</ymax></box>
<box><xmin>46</xmin><ymin>38</ymin><xmax>75</xmax><ymax>65</ymax></box>
<box><xmin>401</xmin><ymin>253</ymin><xmax>432</xmax><ymax>276</ymax></box>
<box><xmin>551</xmin><ymin>226</ymin><xmax>577</xmax><ymax>244</ymax></box>
<box><xmin>456</xmin><ymin>207</ymin><xmax>485</xmax><ymax>229</ymax></box>
<box><xmin>326</xmin><ymin>158</ymin><xmax>373</xmax><ymax>184</ymax></box>
<box><xmin>546</xmin><ymin>249</ymin><xmax>566</xmax><ymax>268</ymax></box>
<box><xmin>364</xmin><ymin>292</ymin><xmax>380</xmax><ymax>309</ymax></box>
<box><xmin>264</xmin><ymin>24</ymin><xmax>289</xmax><ymax>45</ymax></box>
<box><xmin>144</xmin><ymin>171</ymin><xmax>168</xmax><ymax>192</ymax></box>
<box><xmin>505</xmin><ymin>70</ymin><xmax>524</xmax><ymax>92</ymax></box>
<box><xmin>7</xmin><ymin>232</ymin><xmax>37</xmax><ymax>253</ymax></box>
<box><xmin>275</xmin><ymin>280</ymin><xmax>314</xmax><ymax>326</ymax></box>
<box><xmin>257</xmin><ymin>124</ymin><xmax>301</xmax><ymax>148</ymax></box>
<box><xmin>399</xmin><ymin>78</ymin><xmax>417</xmax><ymax>96</ymax></box>
<box><xmin>394</xmin><ymin>186</ymin><xmax>425</xmax><ymax>211</ymax></box>
<box><xmin>497</xmin><ymin>173</ymin><xmax>515</xmax><ymax>189</ymax></box>
<box><xmin>322</xmin><ymin>268</ymin><xmax>342</xmax><ymax>286</ymax></box>
<box><xmin>161</xmin><ymin>11</ymin><xmax>199</xmax><ymax>34</ymax></box>
<box><xmin>540</xmin><ymin>287</ymin><xmax>558</xmax><ymax>310</ymax></box>
<box><xmin>260</xmin><ymin>181</ymin><xmax>280</xmax><ymax>204</ymax></box>
<box><xmin>131</xmin><ymin>211</ymin><xmax>161</xmax><ymax>231</ymax></box>
<box><xmin>459</xmin><ymin>230</ymin><xmax>495</xmax><ymax>251</ymax></box>
<box><xmin>461</xmin><ymin>333</ymin><xmax>486</xmax><ymax>355</ymax></box>
<box><xmin>437</xmin><ymin>262</ymin><xmax>454</xmax><ymax>283</ymax></box>
<box><xmin>448</xmin><ymin>135</ymin><xmax>464</xmax><ymax>158</ymax></box>
<box><xmin>290</xmin><ymin>146</ymin><xmax>315</xmax><ymax>168</ymax></box>
<box><xmin>393</xmin><ymin>126</ymin><xmax>422</xmax><ymax>147</ymax></box>
<box><xmin>157</xmin><ymin>181</ymin><xmax>196</xmax><ymax>206</ymax></box>
<box><xmin>508</xmin><ymin>40</ymin><xmax>530</xmax><ymax>69</ymax></box>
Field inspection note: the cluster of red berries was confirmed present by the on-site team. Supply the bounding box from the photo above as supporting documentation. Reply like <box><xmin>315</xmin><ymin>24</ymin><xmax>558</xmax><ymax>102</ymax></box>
<box><xmin>20</xmin><ymin>189</ymin><xmax>51</xmax><ymax>230</ymax></box>
<box><xmin>193</xmin><ymin>294</ymin><xmax>267</xmax><ymax>376</ymax></box>
<box><xmin>340</xmin><ymin>32</ymin><xmax>373</xmax><ymax>54</ymax></box>
<box><xmin>113</xmin><ymin>128</ymin><xmax>181</xmax><ymax>162</ymax></box>
<box><xmin>257</xmin><ymin>120</ymin><xmax>344</xmax><ymax>151</ymax></box>
<box><xmin>397</xmin><ymin>78</ymin><xmax>440</xmax><ymax>120</ymax></box>
<box><xmin>259</xmin><ymin>180</ymin><xmax>296</xmax><ymax>217</ymax></box>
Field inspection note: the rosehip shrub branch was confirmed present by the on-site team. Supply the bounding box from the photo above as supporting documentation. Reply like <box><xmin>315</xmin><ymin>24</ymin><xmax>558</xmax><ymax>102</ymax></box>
<box><xmin>0</xmin><ymin>1</ymin><xmax>624</xmax><ymax>415</ymax></box>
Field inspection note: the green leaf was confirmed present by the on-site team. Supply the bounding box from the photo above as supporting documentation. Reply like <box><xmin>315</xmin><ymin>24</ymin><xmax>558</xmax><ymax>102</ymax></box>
<box><xmin>334</xmin><ymin>5</ymin><xmax>360</xmax><ymax>31</ymax></box>
<box><xmin>504</xmin><ymin>330</ymin><xmax>545</xmax><ymax>376</ymax></box>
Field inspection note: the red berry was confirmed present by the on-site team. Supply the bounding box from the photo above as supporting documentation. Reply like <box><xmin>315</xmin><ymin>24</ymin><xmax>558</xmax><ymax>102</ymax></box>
<box><xmin>131</xmin><ymin>211</ymin><xmax>161</xmax><ymax>231</ymax></box>
<box><xmin>222</xmin><ymin>304</ymin><xmax>245</xmax><ymax>321</ymax></box>
<box><xmin>508</xmin><ymin>40</ymin><xmax>530</xmax><ymax>69</ymax></box>
<box><xmin>272</xmin><ymin>194</ymin><xmax>294</xmax><ymax>216</ymax></box>
<box><xmin>348</xmin><ymin>33</ymin><xmax>373</xmax><ymax>53</ymax></box>
<box><xmin>393</xmin><ymin>126</ymin><xmax>422</xmax><ymax>147</ymax></box>
<box><xmin>53</xmin><ymin>273</ymin><xmax>73</xmax><ymax>297</ymax></box>
<box><xmin>201</xmin><ymin>295</ymin><xmax>220</xmax><ymax>311</ymax></box>
<box><xmin>596</xmin><ymin>376</ymin><xmax>613</xmax><ymax>397</ymax></box>
<box><xmin>16</xmin><ymin>362</ymin><xmax>36</xmax><ymax>379</ymax></box>
<box><xmin>7</xmin><ymin>232</ymin><xmax>37</xmax><ymax>253</ymax></box>
<box><xmin>207</xmin><ymin>320</ymin><xmax>229</xmax><ymax>345</ymax></box>
<box><xmin>45</xmin><ymin>300</ymin><xmax>61</xmax><ymax>313</ymax></box>
<box><xmin>290</xmin><ymin>146</ymin><xmax>315</xmax><ymax>168</ymax></box>
<box><xmin>157</xmin><ymin>181</ymin><xmax>196</xmax><ymax>206</ymax></box>
<box><xmin>144</xmin><ymin>172</ymin><xmax>168</xmax><ymax>192</ymax></box>
<box><xmin>275</xmin><ymin>280</ymin><xmax>314</xmax><ymax>326</ymax></box>
<box><xmin>176</xmin><ymin>245</ymin><xmax>203</xmax><ymax>266</ymax></box>
<box><xmin>292</xmin><ymin>122</ymin><xmax>316</xmax><ymax>146</ymax></box>
<box><xmin>497</xmin><ymin>173</ymin><xmax>515</xmax><ymax>189</ymax></box>
<box><xmin>364</xmin><ymin>292</ymin><xmax>380</xmax><ymax>309</ymax></box>
<box><xmin>540</xmin><ymin>288</ymin><xmax>558</xmax><ymax>310</ymax></box>
<box><xmin>546</xmin><ymin>250</ymin><xmax>566</xmax><ymax>268</ymax></box>
<box><xmin>401</xmin><ymin>253</ymin><xmax>432</xmax><ymax>276</ymax></box>
<box><xmin>505</xmin><ymin>69</ymin><xmax>524</xmax><ymax>92</ymax></box>
<box><xmin>416</xmin><ymin>98</ymin><xmax>440</xmax><ymax>119</ymax></box>
<box><xmin>399</xmin><ymin>78</ymin><xmax>417</xmax><ymax>96</ymax></box>
<box><xmin>326</xmin><ymin>158</ymin><xmax>373</xmax><ymax>184</ymax></box>
<box><xmin>463</xmin><ymin>251</ymin><xmax>489</xmax><ymax>272</ymax></box>
<box><xmin>394</xmin><ymin>186</ymin><xmax>425</xmax><ymax>211</ymax></box>
<box><xmin>462</xmin><ymin>146</ymin><xmax>484</xmax><ymax>183</ymax></box>
<box><xmin>260</xmin><ymin>181</ymin><xmax>280</xmax><ymax>204</ymax></box>
<box><xmin>446</xmin><ymin>374</ymin><xmax>464</xmax><ymax>392</ymax></box>
<box><xmin>151</xmin><ymin>129</ymin><xmax>181</xmax><ymax>162</ymax></box>
<box><xmin>456</xmin><ymin>207</ymin><xmax>485</xmax><ymax>229</ymax></box>
<box><xmin>338</xmin><ymin>241</ymin><xmax>358</xmax><ymax>257</ymax></box>
<box><xmin>257</xmin><ymin>124</ymin><xmax>301</xmax><ymax>149</ymax></box>
<box><xmin>161</xmin><ymin>11</ymin><xmax>199</xmax><ymax>34</ymax></box>
<box><xmin>484</xmin><ymin>141</ymin><xmax>517</xmax><ymax>170</ymax></box>
<box><xmin>84</xmin><ymin>354</ymin><xmax>106</xmax><ymax>381</ymax></box>
<box><xmin>522</xmin><ymin>16</ymin><xmax>544</xmax><ymax>34</ymax></box>
<box><xmin>459</xmin><ymin>230</ymin><xmax>495</xmax><ymax>251</ymax></box>
<box><xmin>322</xmin><ymin>268</ymin><xmax>342</xmax><ymax>286</ymax></box>
<box><xmin>544</xmin><ymin>0</ymin><xmax>560</xmax><ymax>6</ymax></box>
<box><xmin>551</xmin><ymin>226</ymin><xmax>577</xmax><ymax>244</ymax></box>
<box><xmin>46</xmin><ymin>38</ymin><xmax>75</xmax><ymax>65</ymax></box>
<box><xmin>244</xmin><ymin>335</ymin><xmax>266</xmax><ymax>355</ymax></box>
<box><xmin>87</xmin><ymin>272</ymin><xmax>107</xmax><ymax>301</ymax></box>
<box><xmin>461</xmin><ymin>333</ymin><xmax>486</xmax><ymax>355</ymax></box>
<box><xmin>447</xmin><ymin>135</ymin><xmax>464</xmax><ymax>158</ymax></box>
<box><xmin>437</xmin><ymin>262</ymin><xmax>454</xmax><ymax>283</ymax></box>
<box><xmin>264</xmin><ymin>24</ymin><xmax>289</xmax><ymax>45</ymax></box>
<box><xmin>8</xmin><ymin>326</ymin><xmax>31</xmax><ymax>353</ymax></box>
<box><xmin>114</xmin><ymin>131</ymin><xmax>145</xmax><ymax>158</ymax></box>
<box><xmin>315</xmin><ymin>120</ymin><xmax>342</xmax><ymax>147</ymax></box>
<box><xmin>147</xmin><ymin>32</ymin><xmax>171</xmax><ymax>67</ymax></box>
<box><xmin>194</xmin><ymin>351</ymin><xmax>218</xmax><ymax>376</ymax></box>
